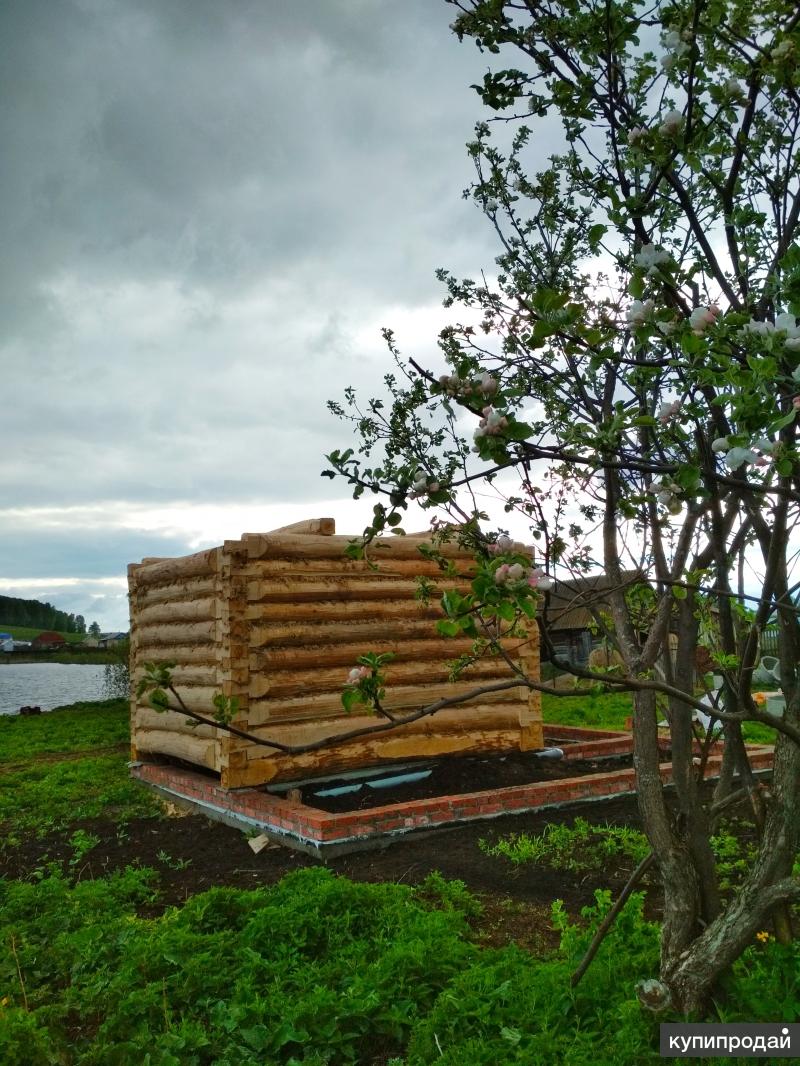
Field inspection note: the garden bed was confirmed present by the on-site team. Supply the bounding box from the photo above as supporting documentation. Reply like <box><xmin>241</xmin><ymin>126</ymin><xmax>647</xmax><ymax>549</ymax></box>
<box><xmin>302</xmin><ymin>748</ymin><xmax>642</xmax><ymax>814</ymax></box>
<box><xmin>131</xmin><ymin>726</ymin><xmax>774</xmax><ymax>856</ymax></box>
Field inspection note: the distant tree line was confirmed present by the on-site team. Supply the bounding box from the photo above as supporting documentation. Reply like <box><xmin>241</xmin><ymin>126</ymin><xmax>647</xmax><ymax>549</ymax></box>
<box><xmin>0</xmin><ymin>594</ymin><xmax>87</xmax><ymax>634</ymax></box>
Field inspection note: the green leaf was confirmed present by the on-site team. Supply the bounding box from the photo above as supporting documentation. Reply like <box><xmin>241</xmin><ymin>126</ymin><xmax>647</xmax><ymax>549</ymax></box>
<box><xmin>776</xmin><ymin>458</ymin><xmax>794</xmax><ymax>476</ymax></box>
<box><xmin>341</xmin><ymin>689</ymin><xmax>362</xmax><ymax>714</ymax></box>
<box><xmin>628</xmin><ymin>275</ymin><xmax>644</xmax><ymax>299</ymax></box>
<box><xmin>504</xmin><ymin>420</ymin><xmax>533</xmax><ymax>441</ymax></box>
<box><xmin>441</xmin><ymin>590</ymin><xmax>463</xmax><ymax>617</ymax></box>
<box><xmin>436</xmin><ymin>619</ymin><xmax>462</xmax><ymax>637</ymax></box>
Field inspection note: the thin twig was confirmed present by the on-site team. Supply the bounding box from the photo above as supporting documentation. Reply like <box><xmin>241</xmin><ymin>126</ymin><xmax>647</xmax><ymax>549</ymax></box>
<box><xmin>571</xmin><ymin>853</ymin><xmax>656</xmax><ymax>987</ymax></box>
<box><xmin>9</xmin><ymin>934</ymin><xmax>28</xmax><ymax>1012</ymax></box>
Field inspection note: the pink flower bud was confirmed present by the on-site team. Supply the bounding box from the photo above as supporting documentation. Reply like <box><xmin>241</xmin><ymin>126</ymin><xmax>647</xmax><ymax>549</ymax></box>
<box><xmin>495</xmin><ymin>564</ymin><xmax>510</xmax><ymax>584</ymax></box>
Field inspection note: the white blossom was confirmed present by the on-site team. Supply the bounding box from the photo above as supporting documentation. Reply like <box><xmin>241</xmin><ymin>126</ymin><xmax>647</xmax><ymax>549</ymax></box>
<box><xmin>711</xmin><ymin>437</ymin><xmax>730</xmax><ymax>453</ymax></box>
<box><xmin>740</xmin><ymin>319</ymin><xmax>775</xmax><ymax>338</ymax></box>
<box><xmin>725</xmin><ymin>447</ymin><xmax>759</xmax><ymax>470</ymax></box>
<box><xmin>755</xmin><ymin>438</ymin><xmax>776</xmax><ymax>454</ymax></box>
<box><xmin>627</xmin><ymin>126</ymin><xmax>647</xmax><ymax>145</ymax></box>
<box><xmin>626</xmin><ymin>298</ymin><xmax>654</xmax><ymax>327</ymax></box>
<box><xmin>537</xmin><ymin>575</ymin><xmax>554</xmax><ymax>592</ymax></box>
<box><xmin>775</xmin><ymin>312</ymin><xmax>800</xmax><ymax>350</ymax></box>
<box><xmin>657</xmin><ymin>399</ymin><xmax>681</xmax><ymax>423</ymax></box>
<box><xmin>724</xmin><ymin>77</ymin><xmax>747</xmax><ymax>101</ymax></box>
<box><xmin>476</xmin><ymin>371</ymin><xmax>499</xmax><ymax>396</ymax></box>
<box><xmin>659</xmin><ymin>109</ymin><xmax>685</xmax><ymax>136</ymax></box>
<box><xmin>689</xmin><ymin>305</ymin><xmax>720</xmax><ymax>335</ymax></box>
<box><xmin>660</xmin><ymin>28</ymin><xmax>690</xmax><ymax>71</ymax></box>
<box><xmin>634</xmin><ymin>245</ymin><xmax>671</xmax><ymax>276</ymax></box>
<box><xmin>772</xmin><ymin>39</ymin><xmax>794</xmax><ymax>62</ymax></box>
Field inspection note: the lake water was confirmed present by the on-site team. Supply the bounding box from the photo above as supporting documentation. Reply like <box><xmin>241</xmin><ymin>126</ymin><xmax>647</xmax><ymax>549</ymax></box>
<box><xmin>0</xmin><ymin>663</ymin><xmax>114</xmax><ymax>715</ymax></box>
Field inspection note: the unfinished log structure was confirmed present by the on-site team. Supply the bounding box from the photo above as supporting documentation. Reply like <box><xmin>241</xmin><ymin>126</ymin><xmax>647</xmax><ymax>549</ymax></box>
<box><xmin>128</xmin><ymin>519</ymin><xmax>542</xmax><ymax>788</ymax></box>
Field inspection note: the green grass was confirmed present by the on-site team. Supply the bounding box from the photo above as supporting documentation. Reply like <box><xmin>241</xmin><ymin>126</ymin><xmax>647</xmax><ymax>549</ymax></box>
<box><xmin>0</xmin><ymin>699</ymin><xmax>158</xmax><ymax>843</ymax></box>
<box><xmin>542</xmin><ymin>690</ymin><xmax>633</xmax><ymax>729</ymax></box>
<box><xmin>0</xmin><ymin>699</ymin><xmax>130</xmax><ymax>762</ymax></box>
<box><xmin>0</xmin><ymin>754</ymin><xmax>160</xmax><ymax>842</ymax></box>
<box><xmin>0</xmin><ymin>624</ymin><xmax>86</xmax><ymax>644</ymax></box>
<box><xmin>2</xmin><ymin>866</ymin><xmax>793</xmax><ymax>1065</ymax></box>
<box><xmin>543</xmin><ymin>690</ymin><xmax>780</xmax><ymax>747</ymax></box>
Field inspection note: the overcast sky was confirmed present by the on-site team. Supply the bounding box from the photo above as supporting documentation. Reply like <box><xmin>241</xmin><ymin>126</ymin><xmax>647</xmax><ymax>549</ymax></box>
<box><xmin>0</xmin><ymin>0</ymin><xmax>520</xmax><ymax>631</ymax></box>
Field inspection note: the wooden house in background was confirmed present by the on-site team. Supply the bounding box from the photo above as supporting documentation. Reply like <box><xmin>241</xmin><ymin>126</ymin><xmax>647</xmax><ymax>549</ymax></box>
<box><xmin>538</xmin><ymin>572</ymin><xmax>642</xmax><ymax>666</ymax></box>
<box><xmin>31</xmin><ymin>631</ymin><xmax>67</xmax><ymax>651</ymax></box>
<box><xmin>128</xmin><ymin>519</ymin><xmax>542</xmax><ymax>788</ymax></box>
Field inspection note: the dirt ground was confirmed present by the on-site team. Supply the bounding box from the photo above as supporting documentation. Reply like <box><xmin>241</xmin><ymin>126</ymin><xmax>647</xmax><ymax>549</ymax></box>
<box><xmin>302</xmin><ymin>749</ymin><xmax>636</xmax><ymax>812</ymax></box>
<box><xmin>0</xmin><ymin>794</ymin><xmax>656</xmax><ymax>953</ymax></box>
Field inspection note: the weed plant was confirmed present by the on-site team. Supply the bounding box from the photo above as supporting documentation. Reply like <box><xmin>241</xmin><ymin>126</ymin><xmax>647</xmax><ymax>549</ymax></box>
<box><xmin>480</xmin><ymin>817</ymin><xmax>650</xmax><ymax>874</ymax></box>
<box><xmin>0</xmin><ymin>754</ymin><xmax>159</xmax><ymax>844</ymax></box>
<box><xmin>2</xmin><ymin>866</ymin><xmax>792</xmax><ymax>1065</ymax></box>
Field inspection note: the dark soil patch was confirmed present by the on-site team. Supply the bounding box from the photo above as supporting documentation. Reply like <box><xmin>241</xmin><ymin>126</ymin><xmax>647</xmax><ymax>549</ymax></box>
<box><xmin>0</xmin><ymin>795</ymin><xmax>651</xmax><ymax>925</ymax></box>
<box><xmin>301</xmin><ymin>749</ymin><xmax>637</xmax><ymax>813</ymax></box>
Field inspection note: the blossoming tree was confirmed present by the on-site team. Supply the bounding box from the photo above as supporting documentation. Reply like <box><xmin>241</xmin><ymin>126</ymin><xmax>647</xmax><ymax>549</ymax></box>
<box><xmin>324</xmin><ymin>0</ymin><xmax>800</xmax><ymax>1013</ymax></box>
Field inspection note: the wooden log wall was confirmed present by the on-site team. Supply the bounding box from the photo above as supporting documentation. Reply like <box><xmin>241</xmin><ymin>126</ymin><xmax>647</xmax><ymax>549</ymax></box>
<box><xmin>129</xmin><ymin>522</ymin><xmax>543</xmax><ymax>788</ymax></box>
<box><xmin>128</xmin><ymin>549</ymin><xmax>227</xmax><ymax>772</ymax></box>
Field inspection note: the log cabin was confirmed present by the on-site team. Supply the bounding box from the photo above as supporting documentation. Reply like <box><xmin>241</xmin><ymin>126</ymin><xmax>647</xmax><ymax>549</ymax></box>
<box><xmin>128</xmin><ymin>519</ymin><xmax>542</xmax><ymax>788</ymax></box>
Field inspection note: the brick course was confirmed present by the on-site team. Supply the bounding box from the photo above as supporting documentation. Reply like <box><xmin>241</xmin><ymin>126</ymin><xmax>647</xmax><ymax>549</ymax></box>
<box><xmin>131</xmin><ymin>733</ymin><xmax>774</xmax><ymax>856</ymax></box>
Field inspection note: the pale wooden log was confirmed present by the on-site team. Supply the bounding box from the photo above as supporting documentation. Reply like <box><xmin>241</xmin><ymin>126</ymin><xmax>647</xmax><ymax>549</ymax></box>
<box><xmin>136</xmin><ymin>598</ymin><xmax>217</xmax><ymax>626</ymax></box>
<box><xmin>249</xmin><ymin>618</ymin><xmax>448</xmax><ymax>648</ymax></box>
<box><xmin>224</xmin><ymin>728</ymin><xmax>524</xmax><ymax>787</ymax></box>
<box><xmin>248</xmin><ymin>618</ymin><xmax>532</xmax><ymax>649</ymax></box>
<box><xmin>132</xmin><ymin>664</ymin><xmax>219</xmax><ymax>687</ymax></box>
<box><xmin>133</xmin><ymin>707</ymin><xmax>217</xmax><ymax>739</ymax></box>
<box><xmin>134</xmin><ymin>620</ymin><xmax>216</xmax><ymax>646</ymax></box>
<box><xmin>134</xmin><ymin>728</ymin><xmax>218</xmax><ymax>769</ymax></box>
<box><xmin>248</xmin><ymin>658</ymin><xmax>514</xmax><ymax>700</ymax></box>
<box><xmin>133</xmin><ymin>687</ymin><xmax>225</xmax><ymax>716</ymax></box>
<box><xmin>250</xmin><ymin>637</ymin><xmax>510</xmax><ymax>671</ymax></box>
<box><xmin>247</xmin><ymin>680</ymin><xmax>526</xmax><ymax>725</ymax></box>
<box><xmin>241</xmin><ymin>558</ymin><xmax>476</xmax><ymax>578</ymax></box>
<box><xmin>518</xmin><ymin>632</ymin><xmax>543</xmax><ymax>750</ymax></box>
<box><xmin>245</xmin><ymin>577</ymin><xmax>463</xmax><ymax>605</ymax></box>
<box><xmin>134</xmin><ymin>577</ymin><xmax>218</xmax><ymax>608</ymax></box>
<box><xmin>245</xmin><ymin>600</ymin><xmax>444</xmax><ymax>623</ymax></box>
<box><xmin>132</xmin><ymin>643</ymin><xmax>222</xmax><ymax>665</ymax></box>
<box><xmin>133</xmin><ymin>547</ymin><xmax>220</xmax><ymax>588</ymax></box>
<box><xmin>241</xmin><ymin>703</ymin><xmax>526</xmax><ymax>752</ymax></box>
<box><xmin>241</xmin><ymin>532</ymin><xmax>473</xmax><ymax>562</ymax></box>
<box><xmin>261</xmin><ymin>518</ymin><xmax>336</xmax><ymax>536</ymax></box>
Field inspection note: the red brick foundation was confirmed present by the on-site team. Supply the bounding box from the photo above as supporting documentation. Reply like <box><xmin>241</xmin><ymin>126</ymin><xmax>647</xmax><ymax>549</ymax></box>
<box><xmin>130</xmin><ymin>725</ymin><xmax>774</xmax><ymax>856</ymax></box>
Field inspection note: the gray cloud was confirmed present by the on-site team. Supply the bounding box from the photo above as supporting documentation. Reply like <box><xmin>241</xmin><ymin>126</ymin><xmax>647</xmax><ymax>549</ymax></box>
<box><xmin>0</xmin><ymin>0</ymin><xmax>527</xmax><ymax>626</ymax></box>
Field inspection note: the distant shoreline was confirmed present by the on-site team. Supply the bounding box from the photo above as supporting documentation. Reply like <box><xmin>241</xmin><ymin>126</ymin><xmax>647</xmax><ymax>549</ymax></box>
<box><xmin>0</xmin><ymin>651</ymin><xmax>120</xmax><ymax>665</ymax></box>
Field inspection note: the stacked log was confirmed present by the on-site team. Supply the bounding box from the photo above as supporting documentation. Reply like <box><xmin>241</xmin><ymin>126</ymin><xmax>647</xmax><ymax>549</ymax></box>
<box><xmin>129</xmin><ymin>520</ymin><xmax>542</xmax><ymax>787</ymax></box>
